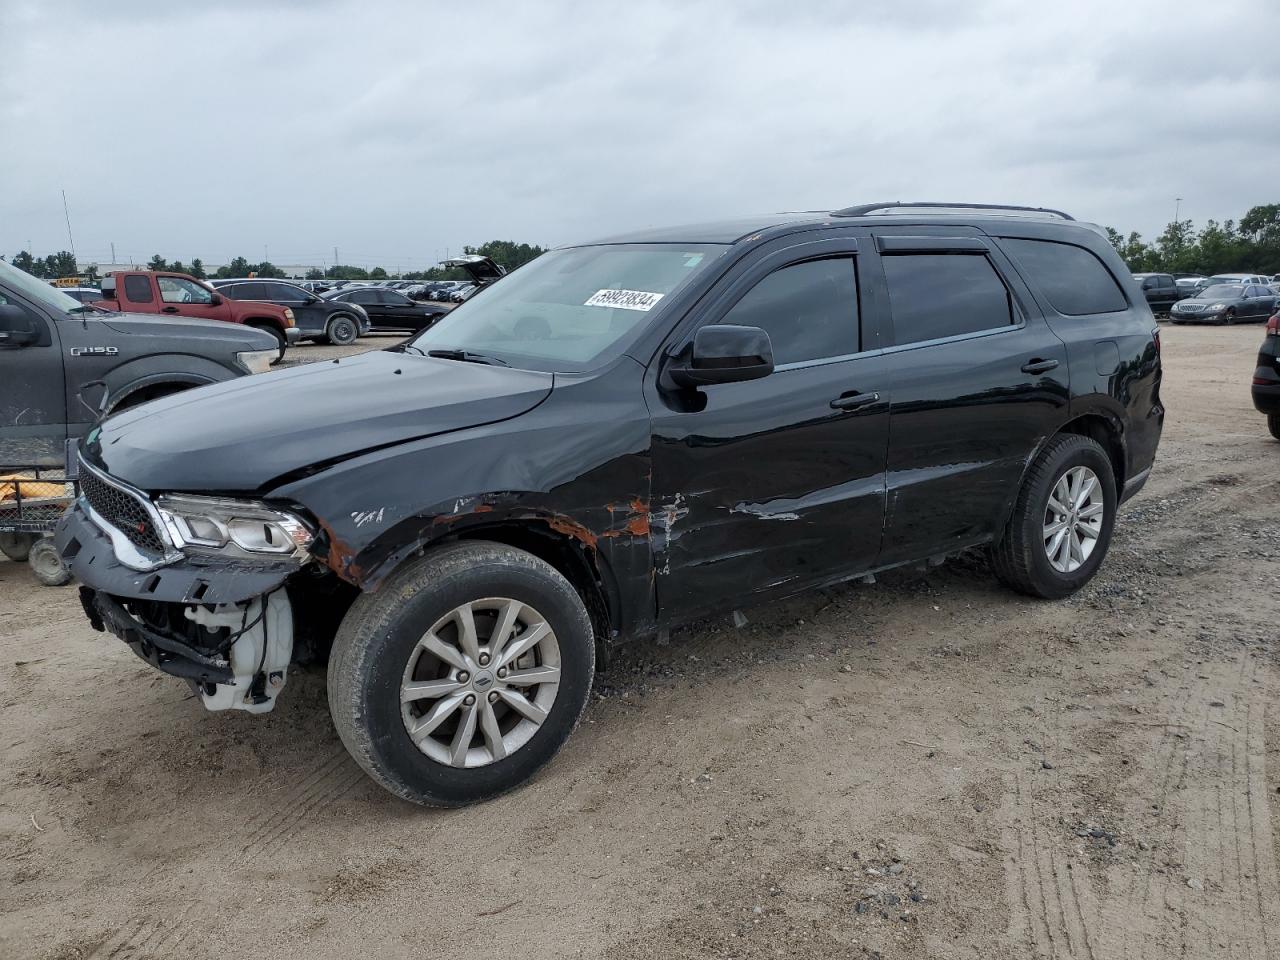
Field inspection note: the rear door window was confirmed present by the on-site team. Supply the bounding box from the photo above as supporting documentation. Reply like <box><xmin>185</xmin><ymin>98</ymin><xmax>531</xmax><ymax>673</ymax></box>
<box><xmin>718</xmin><ymin>257</ymin><xmax>860</xmax><ymax>365</ymax></box>
<box><xmin>999</xmin><ymin>238</ymin><xmax>1128</xmax><ymax>315</ymax></box>
<box><xmin>123</xmin><ymin>275</ymin><xmax>154</xmax><ymax>303</ymax></box>
<box><xmin>881</xmin><ymin>254</ymin><xmax>1013</xmax><ymax>345</ymax></box>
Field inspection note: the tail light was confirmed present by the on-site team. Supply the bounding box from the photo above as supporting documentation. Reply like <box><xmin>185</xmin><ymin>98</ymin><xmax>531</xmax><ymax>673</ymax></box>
<box><xmin>1267</xmin><ymin>313</ymin><xmax>1280</xmax><ymax>336</ymax></box>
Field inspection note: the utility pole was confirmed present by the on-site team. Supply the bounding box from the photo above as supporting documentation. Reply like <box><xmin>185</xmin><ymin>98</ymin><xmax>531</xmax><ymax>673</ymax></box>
<box><xmin>110</xmin><ymin>242</ymin><xmax>116</xmax><ymax>264</ymax></box>
<box><xmin>61</xmin><ymin>190</ymin><xmax>77</xmax><ymax>265</ymax></box>
<box><xmin>334</xmin><ymin>246</ymin><xmax>339</xmax><ymax>267</ymax></box>
<box><xmin>1174</xmin><ymin>198</ymin><xmax>1183</xmax><ymax>223</ymax></box>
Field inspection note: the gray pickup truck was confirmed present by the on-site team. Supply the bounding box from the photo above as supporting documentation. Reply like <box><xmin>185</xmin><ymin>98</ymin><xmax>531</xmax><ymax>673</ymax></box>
<box><xmin>0</xmin><ymin>258</ymin><xmax>278</xmax><ymax>467</ymax></box>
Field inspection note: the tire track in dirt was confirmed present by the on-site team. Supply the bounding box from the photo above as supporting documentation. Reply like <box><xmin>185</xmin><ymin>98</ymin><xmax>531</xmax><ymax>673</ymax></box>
<box><xmin>84</xmin><ymin>748</ymin><xmax>363</xmax><ymax>958</ymax></box>
<box><xmin>1005</xmin><ymin>647</ymin><xmax>1279</xmax><ymax>959</ymax></box>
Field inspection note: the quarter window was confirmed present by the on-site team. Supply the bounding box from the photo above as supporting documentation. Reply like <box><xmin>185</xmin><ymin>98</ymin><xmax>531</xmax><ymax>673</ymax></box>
<box><xmin>719</xmin><ymin>258</ymin><xmax>859</xmax><ymax>365</ymax></box>
<box><xmin>123</xmin><ymin>275</ymin><xmax>154</xmax><ymax>303</ymax></box>
<box><xmin>881</xmin><ymin>253</ymin><xmax>1013</xmax><ymax>345</ymax></box>
<box><xmin>999</xmin><ymin>238</ymin><xmax>1127</xmax><ymax>315</ymax></box>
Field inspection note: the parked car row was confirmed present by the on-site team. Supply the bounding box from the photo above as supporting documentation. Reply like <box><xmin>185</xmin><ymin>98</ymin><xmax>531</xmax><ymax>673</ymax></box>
<box><xmin>1134</xmin><ymin>271</ymin><xmax>1280</xmax><ymax>318</ymax></box>
<box><xmin>1168</xmin><ymin>283</ymin><xmax>1277</xmax><ymax>324</ymax></box>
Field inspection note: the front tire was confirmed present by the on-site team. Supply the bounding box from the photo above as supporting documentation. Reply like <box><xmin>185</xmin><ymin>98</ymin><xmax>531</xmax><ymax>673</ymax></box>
<box><xmin>992</xmin><ymin>434</ymin><xmax>1117</xmax><ymax>599</ymax></box>
<box><xmin>327</xmin><ymin>541</ymin><xmax>595</xmax><ymax>806</ymax></box>
<box><xmin>325</xmin><ymin>313</ymin><xmax>359</xmax><ymax>346</ymax></box>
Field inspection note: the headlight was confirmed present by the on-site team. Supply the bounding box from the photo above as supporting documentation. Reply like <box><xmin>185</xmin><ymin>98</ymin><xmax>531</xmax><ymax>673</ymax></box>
<box><xmin>236</xmin><ymin>348</ymin><xmax>276</xmax><ymax>374</ymax></box>
<box><xmin>156</xmin><ymin>494</ymin><xmax>313</xmax><ymax>564</ymax></box>
<box><xmin>1208</xmin><ymin>303</ymin><xmax>1225</xmax><ymax>311</ymax></box>
<box><xmin>283</xmin><ymin>308</ymin><xmax>296</xmax><ymax>327</ymax></box>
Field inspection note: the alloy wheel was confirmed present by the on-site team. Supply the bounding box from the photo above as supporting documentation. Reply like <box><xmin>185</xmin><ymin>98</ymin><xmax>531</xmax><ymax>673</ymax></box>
<box><xmin>400</xmin><ymin>598</ymin><xmax>561</xmax><ymax>768</ymax></box>
<box><xmin>1042</xmin><ymin>465</ymin><xmax>1104</xmax><ymax>574</ymax></box>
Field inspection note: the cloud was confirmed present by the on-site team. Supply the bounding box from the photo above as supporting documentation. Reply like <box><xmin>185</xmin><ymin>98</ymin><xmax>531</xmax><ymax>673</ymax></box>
<box><xmin>1</xmin><ymin>0</ymin><xmax>1277</xmax><ymax>269</ymax></box>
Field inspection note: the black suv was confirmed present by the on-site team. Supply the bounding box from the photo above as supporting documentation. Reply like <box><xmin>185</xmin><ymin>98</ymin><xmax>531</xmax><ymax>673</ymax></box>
<box><xmin>55</xmin><ymin>202</ymin><xmax>1163</xmax><ymax>806</ymax></box>
<box><xmin>1132</xmin><ymin>272</ymin><xmax>1181</xmax><ymax>312</ymax></box>
<box><xmin>0</xmin><ymin>258</ymin><xmax>278</xmax><ymax>466</ymax></box>
<box><xmin>209</xmin><ymin>279</ymin><xmax>370</xmax><ymax>345</ymax></box>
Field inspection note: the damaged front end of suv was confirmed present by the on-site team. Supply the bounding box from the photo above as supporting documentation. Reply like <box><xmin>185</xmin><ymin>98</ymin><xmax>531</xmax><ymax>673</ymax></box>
<box><xmin>62</xmin><ymin>453</ymin><xmax>322</xmax><ymax>713</ymax></box>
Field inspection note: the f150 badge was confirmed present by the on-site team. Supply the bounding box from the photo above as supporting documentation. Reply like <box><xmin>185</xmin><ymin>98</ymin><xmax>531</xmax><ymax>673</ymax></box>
<box><xmin>70</xmin><ymin>346</ymin><xmax>119</xmax><ymax>356</ymax></box>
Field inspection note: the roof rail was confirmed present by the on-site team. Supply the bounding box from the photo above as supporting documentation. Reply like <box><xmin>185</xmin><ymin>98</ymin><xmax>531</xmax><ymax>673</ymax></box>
<box><xmin>831</xmin><ymin>201</ymin><xmax>1075</xmax><ymax>221</ymax></box>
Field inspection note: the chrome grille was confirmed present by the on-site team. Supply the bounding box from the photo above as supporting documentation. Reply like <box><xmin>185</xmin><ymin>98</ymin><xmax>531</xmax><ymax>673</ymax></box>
<box><xmin>80</xmin><ymin>468</ymin><xmax>166</xmax><ymax>556</ymax></box>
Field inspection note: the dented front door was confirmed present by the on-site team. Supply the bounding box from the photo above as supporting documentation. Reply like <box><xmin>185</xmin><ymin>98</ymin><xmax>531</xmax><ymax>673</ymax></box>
<box><xmin>647</xmin><ymin>238</ymin><xmax>890</xmax><ymax>623</ymax></box>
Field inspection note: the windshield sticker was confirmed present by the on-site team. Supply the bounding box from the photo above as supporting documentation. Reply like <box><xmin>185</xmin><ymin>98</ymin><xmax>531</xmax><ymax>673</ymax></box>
<box><xmin>584</xmin><ymin>289</ymin><xmax>665</xmax><ymax>312</ymax></box>
<box><xmin>683</xmin><ymin>254</ymin><xmax>704</xmax><ymax>267</ymax></box>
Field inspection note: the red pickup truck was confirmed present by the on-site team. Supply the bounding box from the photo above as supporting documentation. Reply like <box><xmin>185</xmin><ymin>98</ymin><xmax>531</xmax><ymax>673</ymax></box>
<box><xmin>94</xmin><ymin>271</ymin><xmax>300</xmax><ymax>361</ymax></box>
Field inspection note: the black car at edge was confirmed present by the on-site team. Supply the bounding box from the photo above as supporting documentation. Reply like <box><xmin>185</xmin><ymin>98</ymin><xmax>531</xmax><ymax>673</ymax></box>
<box><xmin>55</xmin><ymin>201</ymin><xmax>1163</xmax><ymax>806</ymax></box>
<box><xmin>321</xmin><ymin>285</ymin><xmax>447</xmax><ymax>333</ymax></box>
<box><xmin>1251</xmin><ymin>310</ymin><xmax>1280</xmax><ymax>438</ymax></box>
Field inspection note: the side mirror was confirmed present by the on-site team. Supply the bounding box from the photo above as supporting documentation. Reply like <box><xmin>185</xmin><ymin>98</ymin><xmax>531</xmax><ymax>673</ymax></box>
<box><xmin>668</xmin><ymin>324</ymin><xmax>774</xmax><ymax>388</ymax></box>
<box><xmin>209</xmin><ymin>293</ymin><xmax>223</xmax><ymax>306</ymax></box>
<box><xmin>0</xmin><ymin>304</ymin><xmax>39</xmax><ymax>349</ymax></box>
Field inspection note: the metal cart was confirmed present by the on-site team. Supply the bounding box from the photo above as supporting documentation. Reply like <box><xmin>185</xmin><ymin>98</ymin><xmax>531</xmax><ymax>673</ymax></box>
<box><xmin>0</xmin><ymin>466</ymin><xmax>76</xmax><ymax>586</ymax></box>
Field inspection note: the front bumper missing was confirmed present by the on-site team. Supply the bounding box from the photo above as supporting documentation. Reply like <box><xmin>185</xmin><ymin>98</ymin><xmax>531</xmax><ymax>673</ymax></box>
<box><xmin>56</xmin><ymin>498</ymin><xmax>299</xmax><ymax>712</ymax></box>
<box><xmin>80</xmin><ymin>586</ymin><xmax>235</xmax><ymax>684</ymax></box>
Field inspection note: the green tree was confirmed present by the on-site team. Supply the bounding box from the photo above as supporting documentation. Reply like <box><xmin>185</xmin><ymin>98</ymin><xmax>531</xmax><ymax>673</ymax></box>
<box><xmin>170</xmin><ymin>260</ymin><xmax>186</xmax><ymax>275</ymax></box>
<box><xmin>11</xmin><ymin>250</ymin><xmax>39</xmax><ymax>276</ymax></box>
<box><xmin>83</xmin><ymin>264</ymin><xmax>99</xmax><ymax>283</ymax></box>
<box><xmin>215</xmin><ymin>256</ymin><xmax>252</xmax><ymax>279</ymax></box>
<box><xmin>305</xmin><ymin>267</ymin><xmax>324</xmax><ymax>280</ymax></box>
<box><xmin>252</xmin><ymin>260</ymin><xmax>285</xmax><ymax>278</ymax></box>
<box><xmin>147</xmin><ymin>254</ymin><xmax>168</xmax><ymax>272</ymax></box>
<box><xmin>189</xmin><ymin>258</ymin><xmax>207</xmax><ymax>280</ymax></box>
<box><xmin>368</xmin><ymin>266</ymin><xmax>388</xmax><ymax>280</ymax></box>
<box><xmin>461</xmin><ymin>240</ymin><xmax>546</xmax><ymax>271</ymax></box>
<box><xmin>325</xmin><ymin>264</ymin><xmax>369</xmax><ymax>280</ymax></box>
<box><xmin>1104</xmin><ymin>228</ymin><xmax>1156</xmax><ymax>271</ymax></box>
<box><xmin>1153</xmin><ymin>219</ymin><xmax>1198</xmax><ymax>273</ymax></box>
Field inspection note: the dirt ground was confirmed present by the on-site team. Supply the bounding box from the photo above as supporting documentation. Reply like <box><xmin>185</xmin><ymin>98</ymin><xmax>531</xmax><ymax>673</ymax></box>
<box><xmin>2</xmin><ymin>322</ymin><xmax>1278</xmax><ymax>960</ymax></box>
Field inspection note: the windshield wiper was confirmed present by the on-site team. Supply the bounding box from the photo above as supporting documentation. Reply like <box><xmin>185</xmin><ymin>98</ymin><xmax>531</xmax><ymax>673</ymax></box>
<box><xmin>394</xmin><ymin>343</ymin><xmax>427</xmax><ymax>356</ymax></box>
<box><xmin>426</xmin><ymin>348</ymin><xmax>509</xmax><ymax>367</ymax></box>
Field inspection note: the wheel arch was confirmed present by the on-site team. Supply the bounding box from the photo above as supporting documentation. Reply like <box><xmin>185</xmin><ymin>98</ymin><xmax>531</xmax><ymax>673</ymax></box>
<box><xmin>244</xmin><ymin>316</ymin><xmax>287</xmax><ymax>336</ymax></box>
<box><xmin>351</xmin><ymin>514</ymin><xmax>621</xmax><ymax>650</ymax></box>
<box><xmin>103</xmin><ymin>372</ymin><xmax>217</xmax><ymax>416</ymax></box>
<box><xmin>1056</xmin><ymin>411</ymin><xmax>1126</xmax><ymax>491</ymax></box>
<box><xmin>998</xmin><ymin>410</ymin><xmax>1127</xmax><ymax>536</ymax></box>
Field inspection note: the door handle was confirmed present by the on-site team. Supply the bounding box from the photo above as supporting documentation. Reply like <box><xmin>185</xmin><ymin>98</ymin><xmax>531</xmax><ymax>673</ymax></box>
<box><xmin>830</xmin><ymin>391</ymin><xmax>880</xmax><ymax>411</ymax></box>
<box><xmin>1020</xmin><ymin>358</ymin><xmax>1059</xmax><ymax>375</ymax></box>
<box><xmin>161</xmin><ymin>306</ymin><xmax>179</xmax><ymax>314</ymax></box>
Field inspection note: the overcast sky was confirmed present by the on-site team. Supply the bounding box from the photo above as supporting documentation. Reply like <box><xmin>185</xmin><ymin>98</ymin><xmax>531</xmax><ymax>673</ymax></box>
<box><xmin>2</xmin><ymin>0</ymin><xmax>1277</xmax><ymax>271</ymax></box>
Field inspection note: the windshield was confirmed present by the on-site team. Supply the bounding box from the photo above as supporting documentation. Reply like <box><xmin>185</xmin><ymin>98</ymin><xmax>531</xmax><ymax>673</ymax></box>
<box><xmin>0</xmin><ymin>258</ymin><xmax>86</xmax><ymax>315</ymax></box>
<box><xmin>1199</xmin><ymin>284</ymin><xmax>1243</xmax><ymax>299</ymax></box>
<box><xmin>408</xmin><ymin>243</ymin><xmax>727</xmax><ymax>371</ymax></box>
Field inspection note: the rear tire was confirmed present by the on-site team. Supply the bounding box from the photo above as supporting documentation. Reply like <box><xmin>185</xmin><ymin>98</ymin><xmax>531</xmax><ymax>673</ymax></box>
<box><xmin>327</xmin><ymin>541</ymin><xmax>595</xmax><ymax>806</ymax></box>
<box><xmin>1268</xmin><ymin>413</ymin><xmax>1280</xmax><ymax>441</ymax></box>
<box><xmin>325</xmin><ymin>313</ymin><xmax>359</xmax><ymax>346</ymax></box>
<box><xmin>992</xmin><ymin>434</ymin><xmax>1117</xmax><ymax>599</ymax></box>
<box><xmin>0</xmin><ymin>532</ymin><xmax>35</xmax><ymax>563</ymax></box>
<box><xmin>28</xmin><ymin>537</ymin><xmax>71</xmax><ymax>586</ymax></box>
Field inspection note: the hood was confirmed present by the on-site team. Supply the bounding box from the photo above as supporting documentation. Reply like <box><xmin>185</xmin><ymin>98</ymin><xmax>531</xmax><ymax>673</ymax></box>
<box><xmin>94</xmin><ymin>311</ymin><xmax>279</xmax><ymax>349</ymax></box>
<box><xmin>440</xmin><ymin>255</ymin><xmax>507</xmax><ymax>286</ymax></box>
<box><xmin>87</xmin><ymin>350</ymin><xmax>554</xmax><ymax>492</ymax></box>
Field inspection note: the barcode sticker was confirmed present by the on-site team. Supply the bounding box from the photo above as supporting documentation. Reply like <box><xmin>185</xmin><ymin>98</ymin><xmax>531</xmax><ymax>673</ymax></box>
<box><xmin>584</xmin><ymin>289</ymin><xmax>665</xmax><ymax>311</ymax></box>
